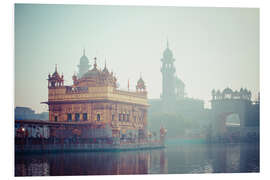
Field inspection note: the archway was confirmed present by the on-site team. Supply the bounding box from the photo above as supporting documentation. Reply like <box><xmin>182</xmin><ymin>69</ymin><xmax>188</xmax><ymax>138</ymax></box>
<box><xmin>225</xmin><ymin>113</ymin><xmax>240</xmax><ymax>126</ymax></box>
<box><xmin>225</xmin><ymin>113</ymin><xmax>241</xmax><ymax>142</ymax></box>
<box><xmin>210</xmin><ymin>87</ymin><xmax>254</xmax><ymax>142</ymax></box>
<box><xmin>214</xmin><ymin>112</ymin><xmax>241</xmax><ymax>142</ymax></box>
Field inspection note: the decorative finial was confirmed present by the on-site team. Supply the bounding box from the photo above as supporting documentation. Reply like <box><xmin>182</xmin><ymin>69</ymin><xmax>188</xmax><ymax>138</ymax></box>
<box><xmin>55</xmin><ymin>64</ymin><xmax>57</xmax><ymax>72</ymax></box>
<box><xmin>83</xmin><ymin>48</ymin><xmax>85</xmax><ymax>56</ymax></box>
<box><xmin>104</xmin><ymin>59</ymin><xmax>107</xmax><ymax>68</ymax></box>
<box><xmin>166</xmin><ymin>38</ymin><xmax>169</xmax><ymax>48</ymax></box>
<box><xmin>128</xmin><ymin>78</ymin><xmax>130</xmax><ymax>91</ymax></box>
<box><xmin>140</xmin><ymin>72</ymin><xmax>142</xmax><ymax>78</ymax></box>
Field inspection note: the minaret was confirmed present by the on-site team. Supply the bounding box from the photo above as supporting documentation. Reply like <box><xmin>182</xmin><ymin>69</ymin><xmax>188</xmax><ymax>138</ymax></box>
<box><xmin>77</xmin><ymin>49</ymin><xmax>91</xmax><ymax>78</ymax></box>
<box><xmin>93</xmin><ymin>57</ymin><xmax>97</xmax><ymax>69</ymax></box>
<box><xmin>160</xmin><ymin>40</ymin><xmax>176</xmax><ymax>101</ymax></box>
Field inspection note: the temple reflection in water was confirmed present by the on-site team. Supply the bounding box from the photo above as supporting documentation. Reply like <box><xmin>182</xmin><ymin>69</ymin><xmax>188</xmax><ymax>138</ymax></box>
<box><xmin>15</xmin><ymin>149</ymin><xmax>168</xmax><ymax>176</ymax></box>
<box><xmin>15</xmin><ymin>143</ymin><xmax>259</xmax><ymax>176</ymax></box>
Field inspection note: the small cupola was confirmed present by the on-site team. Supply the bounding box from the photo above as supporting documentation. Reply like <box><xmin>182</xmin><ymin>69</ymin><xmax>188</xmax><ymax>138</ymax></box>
<box><xmin>136</xmin><ymin>74</ymin><xmax>146</xmax><ymax>92</ymax></box>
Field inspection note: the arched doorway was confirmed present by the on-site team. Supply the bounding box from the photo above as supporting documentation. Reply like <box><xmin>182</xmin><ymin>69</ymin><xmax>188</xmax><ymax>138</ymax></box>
<box><xmin>225</xmin><ymin>113</ymin><xmax>241</xmax><ymax>142</ymax></box>
<box><xmin>215</xmin><ymin>112</ymin><xmax>241</xmax><ymax>142</ymax></box>
<box><xmin>210</xmin><ymin>87</ymin><xmax>253</xmax><ymax>142</ymax></box>
<box><xmin>225</xmin><ymin>113</ymin><xmax>240</xmax><ymax>126</ymax></box>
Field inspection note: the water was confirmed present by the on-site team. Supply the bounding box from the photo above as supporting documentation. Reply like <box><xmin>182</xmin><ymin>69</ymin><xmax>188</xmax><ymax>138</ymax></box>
<box><xmin>15</xmin><ymin>142</ymin><xmax>259</xmax><ymax>176</ymax></box>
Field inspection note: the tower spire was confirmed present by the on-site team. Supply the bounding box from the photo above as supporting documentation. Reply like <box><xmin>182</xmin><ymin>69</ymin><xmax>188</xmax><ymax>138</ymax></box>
<box><xmin>94</xmin><ymin>57</ymin><xmax>97</xmax><ymax>69</ymax></box>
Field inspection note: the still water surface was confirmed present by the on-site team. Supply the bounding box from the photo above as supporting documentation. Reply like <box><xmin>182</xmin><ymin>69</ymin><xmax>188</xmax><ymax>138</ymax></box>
<box><xmin>15</xmin><ymin>142</ymin><xmax>259</xmax><ymax>176</ymax></box>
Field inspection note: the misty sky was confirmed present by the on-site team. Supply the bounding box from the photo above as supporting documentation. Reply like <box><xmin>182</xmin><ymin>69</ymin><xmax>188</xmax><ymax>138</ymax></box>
<box><xmin>15</xmin><ymin>4</ymin><xmax>259</xmax><ymax>113</ymax></box>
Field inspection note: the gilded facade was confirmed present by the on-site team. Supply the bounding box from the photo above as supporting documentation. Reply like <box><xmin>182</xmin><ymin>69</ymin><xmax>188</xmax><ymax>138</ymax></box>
<box><xmin>45</xmin><ymin>57</ymin><xmax>149</xmax><ymax>139</ymax></box>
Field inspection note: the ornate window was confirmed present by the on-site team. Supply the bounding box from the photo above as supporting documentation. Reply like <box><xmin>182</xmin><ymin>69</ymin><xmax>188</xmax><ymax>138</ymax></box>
<box><xmin>67</xmin><ymin>113</ymin><xmax>72</xmax><ymax>122</ymax></box>
<box><xmin>119</xmin><ymin>113</ymin><xmax>121</xmax><ymax>121</ymax></box>
<box><xmin>123</xmin><ymin>114</ymin><xmax>126</xmax><ymax>121</ymax></box>
<box><xmin>75</xmin><ymin>113</ymin><xmax>80</xmax><ymax>121</ymax></box>
<box><xmin>97</xmin><ymin>113</ymin><xmax>101</xmax><ymax>121</ymax></box>
<box><xmin>83</xmin><ymin>113</ymin><xmax>87</xmax><ymax>121</ymax></box>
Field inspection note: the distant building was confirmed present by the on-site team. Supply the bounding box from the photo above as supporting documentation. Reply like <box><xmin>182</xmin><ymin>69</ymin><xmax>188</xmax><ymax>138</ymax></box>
<box><xmin>160</xmin><ymin>40</ymin><xmax>185</xmax><ymax>102</ymax></box>
<box><xmin>150</xmin><ymin>41</ymin><xmax>204</xmax><ymax>114</ymax></box>
<box><xmin>15</xmin><ymin>107</ymin><xmax>35</xmax><ymax>120</ymax></box>
<box><xmin>35</xmin><ymin>112</ymin><xmax>49</xmax><ymax>120</ymax></box>
<box><xmin>148</xmin><ymin>41</ymin><xmax>208</xmax><ymax>136</ymax></box>
<box><xmin>15</xmin><ymin>107</ymin><xmax>49</xmax><ymax>120</ymax></box>
<box><xmin>77</xmin><ymin>49</ymin><xmax>91</xmax><ymax>78</ymax></box>
<box><xmin>209</xmin><ymin>87</ymin><xmax>259</xmax><ymax>142</ymax></box>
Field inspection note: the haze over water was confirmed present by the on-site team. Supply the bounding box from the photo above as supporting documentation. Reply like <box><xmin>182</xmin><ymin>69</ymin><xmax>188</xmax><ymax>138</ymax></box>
<box><xmin>15</xmin><ymin>4</ymin><xmax>259</xmax><ymax>113</ymax></box>
<box><xmin>15</xmin><ymin>143</ymin><xmax>259</xmax><ymax>176</ymax></box>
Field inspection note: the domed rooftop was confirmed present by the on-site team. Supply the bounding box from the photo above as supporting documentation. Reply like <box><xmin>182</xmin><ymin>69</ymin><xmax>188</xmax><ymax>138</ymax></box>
<box><xmin>75</xmin><ymin>58</ymin><xmax>117</xmax><ymax>88</ymax></box>
<box><xmin>175</xmin><ymin>77</ymin><xmax>185</xmax><ymax>86</ymax></box>
<box><xmin>162</xmin><ymin>40</ymin><xmax>174</xmax><ymax>59</ymax></box>
<box><xmin>223</xmin><ymin>87</ymin><xmax>233</xmax><ymax>94</ymax></box>
<box><xmin>52</xmin><ymin>71</ymin><xmax>60</xmax><ymax>78</ymax></box>
<box><xmin>79</xmin><ymin>49</ymin><xmax>89</xmax><ymax>64</ymax></box>
<box><xmin>136</xmin><ymin>75</ymin><xmax>146</xmax><ymax>90</ymax></box>
<box><xmin>102</xmin><ymin>61</ymin><xmax>109</xmax><ymax>74</ymax></box>
<box><xmin>82</xmin><ymin>59</ymin><xmax>99</xmax><ymax>78</ymax></box>
<box><xmin>82</xmin><ymin>69</ymin><xmax>100</xmax><ymax>78</ymax></box>
<box><xmin>137</xmin><ymin>77</ymin><xmax>145</xmax><ymax>85</ymax></box>
<box><xmin>52</xmin><ymin>65</ymin><xmax>60</xmax><ymax>78</ymax></box>
<box><xmin>80</xmin><ymin>55</ymin><xmax>89</xmax><ymax>63</ymax></box>
<box><xmin>81</xmin><ymin>58</ymin><xmax>110</xmax><ymax>79</ymax></box>
<box><xmin>163</xmin><ymin>47</ymin><xmax>173</xmax><ymax>59</ymax></box>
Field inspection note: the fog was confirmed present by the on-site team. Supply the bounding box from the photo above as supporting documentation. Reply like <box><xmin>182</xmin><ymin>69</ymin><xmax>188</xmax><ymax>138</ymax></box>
<box><xmin>15</xmin><ymin>4</ymin><xmax>259</xmax><ymax>113</ymax></box>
